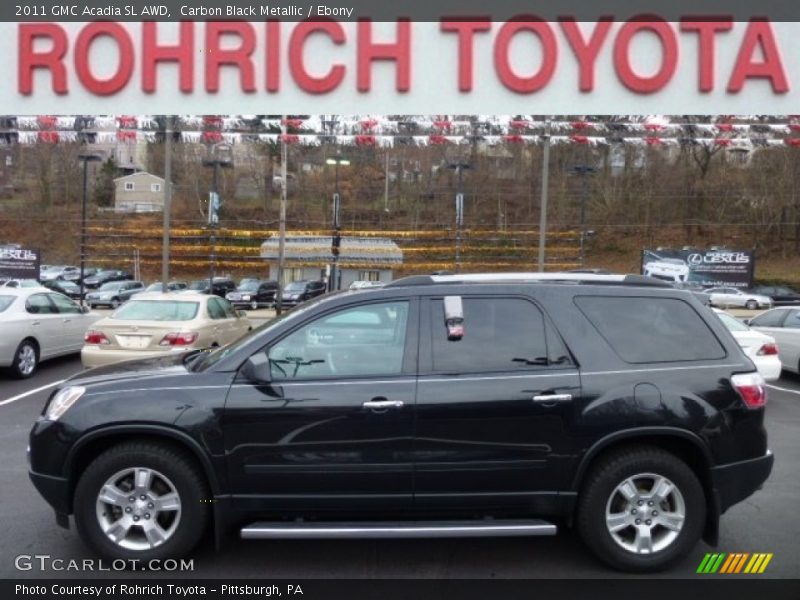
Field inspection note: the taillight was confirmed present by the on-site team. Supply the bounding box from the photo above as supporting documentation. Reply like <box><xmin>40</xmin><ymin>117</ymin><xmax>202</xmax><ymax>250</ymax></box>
<box><xmin>731</xmin><ymin>372</ymin><xmax>768</xmax><ymax>409</ymax></box>
<box><xmin>84</xmin><ymin>330</ymin><xmax>110</xmax><ymax>345</ymax></box>
<box><xmin>159</xmin><ymin>332</ymin><xmax>199</xmax><ymax>347</ymax></box>
<box><xmin>757</xmin><ymin>343</ymin><xmax>779</xmax><ymax>356</ymax></box>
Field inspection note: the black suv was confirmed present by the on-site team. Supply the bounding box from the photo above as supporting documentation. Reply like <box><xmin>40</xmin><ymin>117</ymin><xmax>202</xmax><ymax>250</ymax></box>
<box><xmin>28</xmin><ymin>273</ymin><xmax>773</xmax><ymax>571</ymax></box>
<box><xmin>226</xmin><ymin>280</ymin><xmax>280</xmax><ymax>310</ymax></box>
<box><xmin>280</xmin><ymin>279</ymin><xmax>327</xmax><ymax>306</ymax></box>
<box><xmin>83</xmin><ymin>269</ymin><xmax>133</xmax><ymax>289</ymax></box>
<box><xmin>188</xmin><ymin>278</ymin><xmax>237</xmax><ymax>298</ymax></box>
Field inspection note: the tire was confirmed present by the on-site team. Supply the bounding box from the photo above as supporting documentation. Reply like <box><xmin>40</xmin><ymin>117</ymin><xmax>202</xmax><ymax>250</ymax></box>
<box><xmin>746</xmin><ymin>300</ymin><xmax>758</xmax><ymax>310</ymax></box>
<box><xmin>576</xmin><ymin>445</ymin><xmax>705</xmax><ymax>572</ymax></box>
<box><xmin>74</xmin><ymin>441</ymin><xmax>210</xmax><ymax>562</ymax></box>
<box><xmin>10</xmin><ymin>339</ymin><xmax>38</xmax><ymax>379</ymax></box>
<box><xmin>110</xmin><ymin>298</ymin><xmax>121</xmax><ymax>309</ymax></box>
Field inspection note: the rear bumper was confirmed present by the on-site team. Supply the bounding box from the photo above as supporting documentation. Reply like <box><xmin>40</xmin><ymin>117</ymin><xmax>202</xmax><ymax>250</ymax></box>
<box><xmin>711</xmin><ymin>450</ymin><xmax>774</xmax><ymax>513</ymax></box>
<box><xmin>81</xmin><ymin>346</ymin><xmax>188</xmax><ymax>368</ymax></box>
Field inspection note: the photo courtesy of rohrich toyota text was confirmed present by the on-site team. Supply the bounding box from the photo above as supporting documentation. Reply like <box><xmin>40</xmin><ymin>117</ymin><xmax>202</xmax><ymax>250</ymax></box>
<box><xmin>0</xmin><ymin>2</ymin><xmax>798</xmax><ymax>599</ymax></box>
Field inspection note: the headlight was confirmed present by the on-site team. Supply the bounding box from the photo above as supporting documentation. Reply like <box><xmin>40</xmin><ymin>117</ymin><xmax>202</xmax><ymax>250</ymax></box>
<box><xmin>242</xmin><ymin>295</ymin><xmax>251</xmax><ymax>300</ymax></box>
<box><xmin>44</xmin><ymin>386</ymin><xmax>85</xmax><ymax>421</ymax></box>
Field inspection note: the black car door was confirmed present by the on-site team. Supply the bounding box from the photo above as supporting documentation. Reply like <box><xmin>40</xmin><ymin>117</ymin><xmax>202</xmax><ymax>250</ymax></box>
<box><xmin>413</xmin><ymin>294</ymin><xmax>581</xmax><ymax>511</ymax></box>
<box><xmin>223</xmin><ymin>298</ymin><xmax>419</xmax><ymax>513</ymax></box>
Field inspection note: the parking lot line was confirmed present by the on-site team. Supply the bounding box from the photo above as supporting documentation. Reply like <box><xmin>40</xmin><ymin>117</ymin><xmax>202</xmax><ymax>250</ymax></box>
<box><xmin>766</xmin><ymin>383</ymin><xmax>800</xmax><ymax>396</ymax></box>
<box><xmin>0</xmin><ymin>379</ymin><xmax>65</xmax><ymax>407</ymax></box>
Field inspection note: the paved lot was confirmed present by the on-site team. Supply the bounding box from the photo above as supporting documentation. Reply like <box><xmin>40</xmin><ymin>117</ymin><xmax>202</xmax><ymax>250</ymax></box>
<box><xmin>0</xmin><ymin>355</ymin><xmax>798</xmax><ymax>579</ymax></box>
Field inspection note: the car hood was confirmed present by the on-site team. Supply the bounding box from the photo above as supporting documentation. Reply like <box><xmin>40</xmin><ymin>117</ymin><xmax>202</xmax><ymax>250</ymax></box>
<box><xmin>66</xmin><ymin>352</ymin><xmax>194</xmax><ymax>387</ymax></box>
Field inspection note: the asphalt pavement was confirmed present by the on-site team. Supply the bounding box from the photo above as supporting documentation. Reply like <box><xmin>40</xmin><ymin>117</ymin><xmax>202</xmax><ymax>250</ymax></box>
<box><xmin>0</xmin><ymin>355</ymin><xmax>798</xmax><ymax>579</ymax></box>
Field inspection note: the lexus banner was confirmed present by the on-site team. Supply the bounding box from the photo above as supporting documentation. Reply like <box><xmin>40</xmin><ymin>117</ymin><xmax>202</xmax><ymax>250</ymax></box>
<box><xmin>642</xmin><ymin>249</ymin><xmax>755</xmax><ymax>288</ymax></box>
<box><xmin>0</xmin><ymin>246</ymin><xmax>40</xmax><ymax>279</ymax></box>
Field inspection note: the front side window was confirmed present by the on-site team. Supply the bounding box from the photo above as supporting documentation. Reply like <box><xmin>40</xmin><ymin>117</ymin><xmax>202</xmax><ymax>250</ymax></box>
<box><xmin>48</xmin><ymin>293</ymin><xmax>80</xmax><ymax>314</ymax></box>
<box><xmin>25</xmin><ymin>293</ymin><xmax>56</xmax><ymax>314</ymax></box>
<box><xmin>431</xmin><ymin>297</ymin><xmax>550</xmax><ymax>373</ymax></box>
<box><xmin>783</xmin><ymin>310</ymin><xmax>800</xmax><ymax>330</ymax></box>
<box><xmin>267</xmin><ymin>301</ymin><xmax>409</xmax><ymax>380</ymax></box>
<box><xmin>575</xmin><ymin>296</ymin><xmax>726</xmax><ymax>363</ymax></box>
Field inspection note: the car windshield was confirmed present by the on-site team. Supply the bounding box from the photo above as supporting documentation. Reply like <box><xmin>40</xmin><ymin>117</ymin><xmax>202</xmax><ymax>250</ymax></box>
<box><xmin>99</xmin><ymin>282</ymin><xmax>125</xmax><ymax>291</ymax></box>
<box><xmin>59</xmin><ymin>281</ymin><xmax>78</xmax><ymax>290</ymax></box>
<box><xmin>18</xmin><ymin>280</ymin><xmax>41</xmax><ymax>288</ymax></box>
<box><xmin>112</xmin><ymin>300</ymin><xmax>199</xmax><ymax>321</ymax></box>
<box><xmin>284</xmin><ymin>282</ymin><xmax>306</xmax><ymax>291</ymax></box>
<box><xmin>145</xmin><ymin>283</ymin><xmax>163</xmax><ymax>292</ymax></box>
<box><xmin>189</xmin><ymin>280</ymin><xmax>208</xmax><ymax>290</ymax></box>
<box><xmin>238</xmin><ymin>282</ymin><xmax>259</xmax><ymax>291</ymax></box>
<box><xmin>0</xmin><ymin>295</ymin><xmax>14</xmax><ymax>312</ymax></box>
<box><xmin>716</xmin><ymin>311</ymin><xmax>750</xmax><ymax>332</ymax></box>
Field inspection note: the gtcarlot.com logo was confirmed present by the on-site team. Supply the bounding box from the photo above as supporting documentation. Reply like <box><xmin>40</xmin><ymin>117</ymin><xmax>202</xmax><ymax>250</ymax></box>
<box><xmin>697</xmin><ymin>552</ymin><xmax>773</xmax><ymax>574</ymax></box>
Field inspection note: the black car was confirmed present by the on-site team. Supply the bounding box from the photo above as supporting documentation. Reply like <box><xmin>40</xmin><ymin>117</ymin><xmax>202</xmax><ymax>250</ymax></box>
<box><xmin>42</xmin><ymin>279</ymin><xmax>84</xmax><ymax>300</ymax></box>
<box><xmin>83</xmin><ymin>269</ymin><xmax>133</xmax><ymax>289</ymax></box>
<box><xmin>226</xmin><ymin>280</ymin><xmax>279</xmax><ymax>309</ymax></box>
<box><xmin>28</xmin><ymin>273</ymin><xmax>773</xmax><ymax>572</ymax></box>
<box><xmin>188</xmin><ymin>278</ymin><xmax>237</xmax><ymax>298</ymax></box>
<box><xmin>280</xmin><ymin>279</ymin><xmax>327</xmax><ymax>307</ymax></box>
<box><xmin>750</xmin><ymin>285</ymin><xmax>800</xmax><ymax>306</ymax></box>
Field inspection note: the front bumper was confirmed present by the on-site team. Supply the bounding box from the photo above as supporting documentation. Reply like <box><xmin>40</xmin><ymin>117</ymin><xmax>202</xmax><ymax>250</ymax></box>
<box><xmin>29</xmin><ymin>470</ymin><xmax>71</xmax><ymax>516</ymax></box>
<box><xmin>711</xmin><ymin>450</ymin><xmax>774</xmax><ymax>513</ymax></box>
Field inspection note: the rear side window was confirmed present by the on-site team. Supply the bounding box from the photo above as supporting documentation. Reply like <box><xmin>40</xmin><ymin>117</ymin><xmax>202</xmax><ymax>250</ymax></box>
<box><xmin>750</xmin><ymin>310</ymin><xmax>788</xmax><ymax>328</ymax></box>
<box><xmin>0</xmin><ymin>295</ymin><xmax>14</xmax><ymax>313</ymax></box>
<box><xmin>575</xmin><ymin>296</ymin><xmax>726</xmax><ymax>363</ymax></box>
<box><xmin>431</xmin><ymin>297</ymin><xmax>550</xmax><ymax>373</ymax></box>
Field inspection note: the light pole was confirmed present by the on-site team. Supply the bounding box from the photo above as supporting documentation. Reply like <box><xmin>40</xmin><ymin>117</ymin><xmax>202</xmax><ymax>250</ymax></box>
<box><xmin>569</xmin><ymin>164</ymin><xmax>597</xmax><ymax>266</ymax></box>
<box><xmin>448</xmin><ymin>162</ymin><xmax>470</xmax><ymax>272</ymax></box>
<box><xmin>78</xmin><ymin>152</ymin><xmax>102</xmax><ymax>307</ymax></box>
<box><xmin>326</xmin><ymin>153</ymin><xmax>350</xmax><ymax>291</ymax></box>
<box><xmin>202</xmin><ymin>144</ymin><xmax>232</xmax><ymax>292</ymax></box>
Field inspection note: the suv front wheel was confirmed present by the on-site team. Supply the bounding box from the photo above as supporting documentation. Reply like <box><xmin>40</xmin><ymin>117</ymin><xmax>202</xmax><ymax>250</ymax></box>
<box><xmin>576</xmin><ymin>446</ymin><xmax>705</xmax><ymax>572</ymax></box>
<box><xmin>74</xmin><ymin>441</ymin><xmax>210</xmax><ymax>562</ymax></box>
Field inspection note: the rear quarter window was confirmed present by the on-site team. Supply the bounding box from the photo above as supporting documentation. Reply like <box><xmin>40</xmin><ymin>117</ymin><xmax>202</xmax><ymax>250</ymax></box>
<box><xmin>574</xmin><ymin>296</ymin><xmax>726</xmax><ymax>363</ymax></box>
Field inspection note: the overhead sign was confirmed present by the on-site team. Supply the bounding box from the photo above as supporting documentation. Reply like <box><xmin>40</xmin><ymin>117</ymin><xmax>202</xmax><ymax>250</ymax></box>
<box><xmin>4</xmin><ymin>20</ymin><xmax>800</xmax><ymax>113</ymax></box>
<box><xmin>642</xmin><ymin>249</ymin><xmax>755</xmax><ymax>288</ymax></box>
<box><xmin>0</xmin><ymin>247</ymin><xmax>40</xmax><ymax>280</ymax></box>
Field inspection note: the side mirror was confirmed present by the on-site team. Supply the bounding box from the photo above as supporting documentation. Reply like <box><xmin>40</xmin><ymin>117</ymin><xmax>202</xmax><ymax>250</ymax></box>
<box><xmin>743</xmin><ymin>319</ymin><xmax>751</xmax><ymax>326</ymax></box>
<box><xmin>242</xmin><ymin>353</ymin><xmax>272</xmax><ymax>384</ymax></box>
<box><xmin>80</xmin><ymin>305</ymin><xmax>90</xmax><ymax>314</ymax></box>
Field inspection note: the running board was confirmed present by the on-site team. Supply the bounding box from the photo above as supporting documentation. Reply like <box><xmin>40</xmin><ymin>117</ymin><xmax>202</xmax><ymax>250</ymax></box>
<box><xmin>241</xmin><ymin>519</ymin><xmax>557</xmax><ymax>540</ymax></box>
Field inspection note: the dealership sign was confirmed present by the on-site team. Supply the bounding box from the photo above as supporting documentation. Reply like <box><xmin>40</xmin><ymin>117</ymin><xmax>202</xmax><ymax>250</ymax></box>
<box><xmin>642</xmin><ymin>249</ymin><xmax>755</xmax><ymax>288</ymax></box>
<box><xmin>4</xmin><ymin>19</ymin><xmax>800</xmax><ymax>113</ymax></box>
<box><xmin>0</xmin><ymin>247</ymin><xmax>40</xmax><ymax>280</ymax></box>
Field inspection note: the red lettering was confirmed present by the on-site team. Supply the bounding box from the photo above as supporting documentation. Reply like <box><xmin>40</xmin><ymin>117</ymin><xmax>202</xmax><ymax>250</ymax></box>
<box><xmin>440</xmin><ymin>19</ymin><xmax>491</xmax><ymax>92</ymax></box>
<box><xmin>559</xmin><ymin>18</ymin><xmax>613</xmax><ymax>92</ymax></box>
<box><xmin>18</xmin><ymin>24</ymin><xmax>68</xmax><ymax>95</ymax></box>
<box><xmin>74</xmin><ymin>22</ymin><xmax>134</xmax><ymax>96</ymax></box>
<box><xmin>494</xmin><ymin>17</ymin><xmax>557</xmax><ymax>93</ymax></box>
<box><xmin>357</xmin><ymin>19</ymin><xmax>411</xmax><ymax>92</ymax></box>
<box><xmin>288</xmin><ymin>19</ymin><xmax>346</xmax><ymax>94</ymax></box>
<box><xmin>680</xmin><ymin>19</ymin><xmax>733</xmax><ymax>92</ymax></box>
<box><xmin>728</xmin><ymin>19</ymin><xmax>789</xmax><ymax>93</ymax></box>
<box><xmin>266</xmin><ymin>20</ymin><xmax>280</xmax><ymax>92</ymax></box>
<box><xmin>205</xmin><ymin>21</ymin><xmax>256</xmax><ymax>93</ymax></box>
<box><xmin>142</xmin><ymin>22</ymin><xmax>194</xmax><ymax>94</ymax></box>
<box><xmin>614</xmin><ymin>17</ymin><xmax>678</xmax><ymax>93</ymax></box>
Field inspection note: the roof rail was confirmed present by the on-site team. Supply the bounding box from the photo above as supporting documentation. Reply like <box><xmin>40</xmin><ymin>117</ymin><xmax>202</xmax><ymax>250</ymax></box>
<box><xmin>385</xmin><ymin>272</ymin><xmax>673</xmax><ymax>288</ymax></box>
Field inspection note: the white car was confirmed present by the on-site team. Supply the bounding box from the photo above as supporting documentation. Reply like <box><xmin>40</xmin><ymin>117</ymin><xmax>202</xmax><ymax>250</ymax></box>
<box><xmin>706</xmin><ymin>287</ymin><xmax>773</xmax><ymax>310</ymax></box>
<box><xmin>0</xmin><ymin>288</ymin><xmax>100</xmax><ymax>378</ymax></box>
<box><xmin>713</xmin><ymin>309</ymin><xmax>781</xmax><ymax>381</ymax></box>
<box><xmin>348</xmin><ymin>280</ymin><xmax>385</xmax><ymax>290</ymax></box>
<box><xmin>748</xmin><ymin>307</ymin><xmax>800</xmax><ymax>374</ymax></box>
<box><xmin>643</xmin><ymin>259</ymin><xmax>690</xmax><ymax>283</ymax></box>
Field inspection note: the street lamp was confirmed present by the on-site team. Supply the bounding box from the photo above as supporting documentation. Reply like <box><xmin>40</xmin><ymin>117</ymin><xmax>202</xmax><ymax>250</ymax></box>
<box><xmin>569</xmin><ymin>164</ymin><xmax>597</xmax><ymax>266</ymax></box>
<box><xmin>326</xmin><ymin>153</ymin><xmax>350</xmax><ymax>291</ymax></box>
<box><xmin>202</xmin><ymin>144</ymin><xmax>233</xmax><ymax>290</ymax></box>
<box><xmin>447</xmin><ymin>161</ymin><xmax>471</xmax><ymax>272</ymax></box>
<box><xmin>78</xmin><ymin>152</ymin><xmax>103</xmax><ymax>307</ymax></box>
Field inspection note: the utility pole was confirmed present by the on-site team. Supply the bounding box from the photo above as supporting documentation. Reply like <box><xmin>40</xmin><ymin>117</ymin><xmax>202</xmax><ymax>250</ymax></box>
<box><xmin>326</xmin><ymin>152</ymin><xmax>350</xmax><ymax>291</ymax></box>
<box><xmin>161</xmin><ymin>115</ymin><xmax>173</xmax><ymax>293</ymax></box>
<box><xmin>78</xmin><ymin>152</ymin><xmax>102</xmax><ymax>307</ymax></box>
<box><xmin>569</xmin><ymin>164</ymin><xmax>597</xmax><ymax>266</ymax></box>
<box><xmin>203</xmin><ymin>143</ymin><xmax>232</xmax><ymax>293</ymax></box>
<box><xmin>537</xmin><ymin>120</ymin><xmax>551</xmax><ymax>272</ymax></box>
<box><xmin>448</xmin><ymin>162</ymin><xmax>470</xmax><ymax>272</ymax></box>
<box><xmin>275</xmin><ymin>116</ymin><xmax>288</xmax><ymax>316</ymax></box>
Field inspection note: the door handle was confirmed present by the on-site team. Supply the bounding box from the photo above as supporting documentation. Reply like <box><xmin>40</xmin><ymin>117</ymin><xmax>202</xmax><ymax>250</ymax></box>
<box><xmin>532</xmin><ymin>393</ymin><xmax>573</xmax><ymax>404</ymax></box>
<box><xmin>362</xmin><ymin>399</ymin><xmax>404</xmax><ymax>410</ymax></box>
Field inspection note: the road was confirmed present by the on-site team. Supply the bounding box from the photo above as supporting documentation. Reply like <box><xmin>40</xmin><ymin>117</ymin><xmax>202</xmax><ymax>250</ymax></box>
<box><xmin>0</xmin><ymin>355</ymin><xmax>798</xmax><ymax>579</ymax></box>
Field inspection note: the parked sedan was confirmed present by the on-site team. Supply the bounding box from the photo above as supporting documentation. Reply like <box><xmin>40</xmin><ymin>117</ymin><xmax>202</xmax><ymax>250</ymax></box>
<box><xmin>0</xmin><ymin>278</ymin><xmax>44</xmax><ymax>289</ymax></box>
<box><xmin>39</xmin><ymin>265</ymin><xmax>80</xmax><ymax>282</ymax></box>
<box><xmin>748</xmin><ymin>307</ymin><xmax>800</xmax><ymax>374</ymax></box>
<box><xmin>0</xmin><ymin>288</ymin><xmax>100</xmax><ymax>378</ymax></box>
<box><xmin>81</xmin><ymin>292</ymin><xmax>252</xmax><ymax>368</ymax></box>
<box><xmin>706</xmin><ymin>287</ymin><xmax>773</xmax><ymax>310</ymax></box>
<box><xmin>42</xmin><ymin>279</ymin><xmax>84</xmax><ymax>300</ymax></box>
<box><xmin>750</xmin><ymin>285</ymin><xmax>800</xmax><ymax>306</ymax></box>
<box><xmin>226</xmin><ymin>280</ymin><xmax>279</xmax><ymax>309</ymax></box>
<box><xmin>83</xmin><ymin>269</ymin><xmax>132</xmax><ymax>289</ymax></box>
<box><xmin>713</xmin><ymin>309</ymin><xmax>781</xmax><ymax>381</ymax></box>
<box><xmin>85</xmin><ymin>281</ymin><xmax>144</xmax><ymax>309</ymax></box>
<box><xmin>280</xmin><ymin>280</ymin><xmax>327</xmax><ymax>307</ymax></box>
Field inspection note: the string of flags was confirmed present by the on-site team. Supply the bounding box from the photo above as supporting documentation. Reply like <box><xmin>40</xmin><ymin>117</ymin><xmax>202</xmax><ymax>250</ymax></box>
<box><xmin>4</xmin><ymin>115</ymin><xmax>800</xmax><ymax>148</ymax></box>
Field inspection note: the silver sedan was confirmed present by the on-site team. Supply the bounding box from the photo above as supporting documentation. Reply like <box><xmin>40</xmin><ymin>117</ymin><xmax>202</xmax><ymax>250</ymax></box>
<box><xmin>0</xmin><ymin>288</ymin><xmax>100</xmax><ymax>378</ymax></box>
<box><xmin>706</xmin><ymin>287</ymin><xmax>773</xmax><ymax>310</ymax></box>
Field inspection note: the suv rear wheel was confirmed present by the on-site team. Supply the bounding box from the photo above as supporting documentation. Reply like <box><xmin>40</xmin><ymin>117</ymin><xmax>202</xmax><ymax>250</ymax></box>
<box><xmin>576</xmin><ymin>446</ymin><xmax>705</xmax><ymax>572</ymax></box>
<box><xmin>74</xmin><ymin>441</ymin><xmax>209</xmax><ymax>562</ymax></box>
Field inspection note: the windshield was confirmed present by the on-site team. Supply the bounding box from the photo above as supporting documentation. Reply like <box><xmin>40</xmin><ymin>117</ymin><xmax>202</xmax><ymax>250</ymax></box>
<box><xmin>0</xmin><ymin>295</ymin><xmax>14</xmax><ymax>312</ymax></box>
<box><xmin>189</xmin><ymin>280</ymin><xmax>208</xmax><ymax>290</ymax></box>
<box><xmin>18</xmin><ymin>280</ymin><xmax>41</xmax><ymax>288</ymax></box>
<box><xmin>238</xmin><ymin>282</ymin><xmax>259</xmax><ymax>291</ymax></box>
<box><xmin>112</xmin><ymin>300</ymin><xmax>199</xmax><ymax>321</ymax></box>
<box><xmin>99</xmin><ymin>282</ymin><xmax>125</xmax><ymax>291</ymax></box>
<box><xmin>284</xmin><ymin>282</ymin><xmax>306</xmax><ymax>291</ymax></box>
<box><xmin>716</xmin><ymin>311</ymin><xmax>750</xmax><ymax>332</ymax></box>
<box><xmin>145</xmin><ymin>283</ymin><xmax>163</xmax><ymax>292</ymax></box>
<box><xmin>59</xmin><ymin>281</ymin><xmax>78</xmax><ymax>290</ymax></box>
